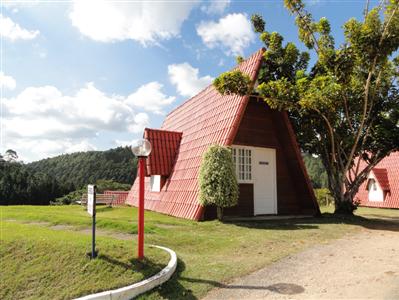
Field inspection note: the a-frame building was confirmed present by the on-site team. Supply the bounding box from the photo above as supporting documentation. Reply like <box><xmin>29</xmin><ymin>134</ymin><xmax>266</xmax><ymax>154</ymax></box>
<box><xmin>354</xmin><ymin>152</ymin><xmax>399</xmax><ymax>209</ymax></box>
<box><xmin>126</xmin><ymin>49</ymin><xmax>320</xmax><ymax>220</ymax></box>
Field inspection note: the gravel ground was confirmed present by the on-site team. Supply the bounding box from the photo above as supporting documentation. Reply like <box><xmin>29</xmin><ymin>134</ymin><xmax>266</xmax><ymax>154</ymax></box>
<box><xmin>204</xmin><ymin>226</ymin><xmax>399</xmax><ymax>300</ymax></box>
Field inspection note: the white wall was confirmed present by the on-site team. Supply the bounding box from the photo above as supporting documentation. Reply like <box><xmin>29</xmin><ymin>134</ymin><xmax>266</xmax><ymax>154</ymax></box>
<box><xmin>367</xmin><ymin>173</ymin><xmax>384</xmax><ymax>202</ymax></box>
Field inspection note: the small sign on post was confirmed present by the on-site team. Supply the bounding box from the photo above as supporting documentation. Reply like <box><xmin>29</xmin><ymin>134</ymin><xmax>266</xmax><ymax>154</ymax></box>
<box><xmin>87</xmin><ymin>184</ymin><xmax>97</xmax><ymax>259</ymax></box>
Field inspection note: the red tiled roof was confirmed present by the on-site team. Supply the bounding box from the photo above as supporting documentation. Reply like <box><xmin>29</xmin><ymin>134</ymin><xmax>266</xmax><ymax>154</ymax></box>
<box><xmin>126</xmin><ymin>48</ymin><xmax>265</xmax><ymax>220</ymax></box>
<box><xmin>355</xmin><ymin>152</ymin><xmax>399</xmax><ymax>208</ymax></box>
<box><xmin>144</xmin><ymin>128</ymin><xmax>182</xmax><ymax>176</ymax></box>
<box><xmin>372</xmin><ymin>168</ymin><xmax>390</xmax><ymax>192</ymax></box>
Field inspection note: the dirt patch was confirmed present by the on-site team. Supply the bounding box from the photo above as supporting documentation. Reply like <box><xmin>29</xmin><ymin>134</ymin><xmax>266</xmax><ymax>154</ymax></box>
<box><xmin>204</xmin><ymin>227</ymin><xmax>399</xmax><ymax>299</ymax></box>
<box><xmin>156</xmin><ymin>223</ymin><xmax>180</xmax><ymax>229</ymax></box>
<box><xmin>5</xmin><ymin>219</ymin><xmax>51</xmax><ymax>227</ymax></box>
<box><xmin>50</xmin><ymin>224</ymin><xmax>74</xmax><ymax>230</ymax></box>
<box><xmin>5</xmin><ymin>219</ymin><xmax>136</xmax><ymax>241</ymax></box>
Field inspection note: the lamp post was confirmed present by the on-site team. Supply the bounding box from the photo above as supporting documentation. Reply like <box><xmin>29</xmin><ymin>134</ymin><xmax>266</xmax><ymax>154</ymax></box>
<box><xmin>131</xmin><ymin>139</ymin><xmax>152</xmax><ymax>259</ymax></box>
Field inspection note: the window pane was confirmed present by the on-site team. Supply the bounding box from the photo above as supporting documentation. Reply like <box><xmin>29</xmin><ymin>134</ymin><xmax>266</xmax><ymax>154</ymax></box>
<box><xmin>233</xmin><ymin>147</ymin><xmax>254</xmax><ymax>182</ymax></box>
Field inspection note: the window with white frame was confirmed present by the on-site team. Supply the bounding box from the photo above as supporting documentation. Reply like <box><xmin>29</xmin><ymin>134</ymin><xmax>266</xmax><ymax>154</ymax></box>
<box><xmin>150</xmin><ymin>175</ymin><xmax>161</xmax><ymax>192</ymax></box>
<box><xmin>232</xmin><ymin>147</ymin><xmax>252</xmax><ymax>182</ymax></box>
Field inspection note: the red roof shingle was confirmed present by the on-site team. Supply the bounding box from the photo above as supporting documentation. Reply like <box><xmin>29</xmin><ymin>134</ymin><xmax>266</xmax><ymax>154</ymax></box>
<box><xmin>144</xmin><ymin>128</ymin><xmax>182</xmax><ymax>176</ymax></box>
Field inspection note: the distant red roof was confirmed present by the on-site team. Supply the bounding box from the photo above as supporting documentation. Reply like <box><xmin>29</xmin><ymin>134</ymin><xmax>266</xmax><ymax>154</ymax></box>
<box><xmin>372</xmin><ymin>168</ymin><xmax>390</xmax><ymax>192</ymax></box>
<box><xmin>355</xmin><ymin>152</ymin><xmax>399</xmax><ymax>208</ymax></box>
<box><xmin>144</xmin><ymin>128</ymin><xmax>182</xmax><ymax>176</ymax></box>
<box><xmin>126</xmin><ymin>49</ymin><xmax>265</xmax><ymax>220</ymax></box>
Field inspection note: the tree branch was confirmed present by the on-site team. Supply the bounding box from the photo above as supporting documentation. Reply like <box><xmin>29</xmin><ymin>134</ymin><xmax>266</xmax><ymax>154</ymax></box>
<box><xmin>343</xmin><ymin>4</ymin><xmax>398</xmax><ymax>186</ymax></box>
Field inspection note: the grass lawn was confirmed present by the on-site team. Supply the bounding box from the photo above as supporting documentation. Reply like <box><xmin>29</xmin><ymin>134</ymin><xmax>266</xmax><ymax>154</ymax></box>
<box><xmin>1</xmin><ymin>205</ymin><xmax>399</xmax><ymax>300</ymax></box>
<box><xmin>0</xmin><ymin>220</ymin><xmax>169</xmax><ymax>300</ymax></box>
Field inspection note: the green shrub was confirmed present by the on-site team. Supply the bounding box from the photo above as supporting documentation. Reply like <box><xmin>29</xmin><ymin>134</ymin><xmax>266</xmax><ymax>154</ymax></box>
<box><xmin>314</xmin><ymin>188</ymin><xmax>334</xmax><ymax>206</ymax></box>
<box><xmin>199</xmin><ymin>145</ymin><xmax>239</xmax><ymax>220</ymax></box>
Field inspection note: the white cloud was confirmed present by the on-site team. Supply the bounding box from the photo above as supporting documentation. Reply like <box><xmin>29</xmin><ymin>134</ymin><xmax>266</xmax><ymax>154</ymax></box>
<box><xmin>0</xmin><ymin>14</ymin><xmax>39</xmax><ymax>41</ymax></box>
<box><xmin>69</xmin><ymin>0</ymin><xmax>199</xmax><ymax>45</ymax></box>
<box><xmin>168</xmin><ymin>63</ymin><xmax>213</xmax><ymax>97</ymax></box>
<box><xmin>0</xmin><ymin>72</ymin><xmax>16</xmax><ymax>90</ymax></box>
<box><xmin>196</xmin><ymin>13</ymin><xmax>255</xmax><ymax>56</ymax></box>
<box><xmin>65</xmin><ymin>140</ymin><xmax>97</xmax><ymax>153</ymax></box>
<box><xmin>2</xmin><ymin>0</ymin><xmax>40</xmax><ymax>8</ymax></box>
<box><xmin>5</xmin><ymin>138</ymin><xmax>96</xmax><ymax>162</ymax></box>
<box><xmin>201</xmin><ymin>0</ymin><xmax>230</xmax><ymax>15</ymax></box>
<box><xmin>3</xmin><ymin>81</ymin><xmax>174</xmax><ymax>161</ymax></box>
<box><xmin>126</xmin><ymin>82</ymin><xmax>175</xmax><ymax>114</ymax></box>
<box><xmin>128</xmin><ymin>113</ymin><xmax>150</xmax><ymax>133</ymax></box>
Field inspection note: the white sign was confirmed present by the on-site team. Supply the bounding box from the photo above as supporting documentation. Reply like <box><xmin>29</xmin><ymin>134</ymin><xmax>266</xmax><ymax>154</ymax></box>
<box><xmin>87</xmin><ymin>185</ymin><xmax>96</xmax><ymax>216</ymax></box>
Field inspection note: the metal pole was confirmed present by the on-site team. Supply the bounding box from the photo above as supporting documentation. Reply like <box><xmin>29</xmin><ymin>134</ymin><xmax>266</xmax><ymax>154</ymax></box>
<box><xmin>92</xmin><ymin>213</ymin><xmax>96</xmax><ymax>259</ymax></box>
<box><xmin>138</xmin><ymin>157</ymin><xmax>145</xmax><ymax>259</ymax></box>
<box><xmin>92</xmin><ymin>186</ymin><xmax>97</xmax><ymax>259</ymax></box>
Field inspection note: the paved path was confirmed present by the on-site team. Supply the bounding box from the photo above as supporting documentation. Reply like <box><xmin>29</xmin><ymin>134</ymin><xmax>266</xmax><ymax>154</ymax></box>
<box><xmin>204</xmin><ymin>227</ymin><xmax>399</xmax><ymax>299</ymax></box>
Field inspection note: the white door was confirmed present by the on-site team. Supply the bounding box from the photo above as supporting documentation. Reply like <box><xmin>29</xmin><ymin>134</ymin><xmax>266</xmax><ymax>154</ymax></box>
<box><xmin>253</xmin><ymin>147</ymin><xmax>277</xmax><ymax>215</ymax></box>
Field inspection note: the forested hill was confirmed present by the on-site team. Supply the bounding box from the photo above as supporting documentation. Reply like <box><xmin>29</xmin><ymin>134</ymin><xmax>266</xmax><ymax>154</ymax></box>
<box><xmin>26</xmin><ymin>147</ymin><xmax>137</xmax><ymax>191</ymax></box>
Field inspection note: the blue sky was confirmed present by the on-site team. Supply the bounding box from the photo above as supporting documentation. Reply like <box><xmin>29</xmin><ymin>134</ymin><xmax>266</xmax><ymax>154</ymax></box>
<box><xmin>0</xmin><ymin>0</ymin><xmax>373</xmax><ymax>161</ymax></box>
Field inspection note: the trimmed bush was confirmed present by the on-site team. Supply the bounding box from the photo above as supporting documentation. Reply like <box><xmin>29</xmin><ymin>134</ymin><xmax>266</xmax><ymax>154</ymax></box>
<box><xmin>199</xmin><ymin>145</ymin><xmax>239</xmax><ymax>220</ymax></box>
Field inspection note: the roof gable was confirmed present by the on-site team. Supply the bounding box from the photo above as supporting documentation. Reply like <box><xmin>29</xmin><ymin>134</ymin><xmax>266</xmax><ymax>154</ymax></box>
<box><xmin>371</xmin><ymin>168</ymin><xmax>390</xmax><ymax>192</ymax></box>
<box><xmin>127</xmin><ymin>49</ymin><xmax>265</xmax><ymax>220</ymax></box>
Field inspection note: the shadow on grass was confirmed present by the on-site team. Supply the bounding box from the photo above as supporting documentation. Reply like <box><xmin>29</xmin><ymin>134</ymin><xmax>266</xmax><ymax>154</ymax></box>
<box><xmin>224</xmin><ymin>221</ymin><xmax>319</xmax><ymax>230</ymax></box>
<box><xmin>137</xmin><ymin>258</ymin><xmax>197</xmax><ymax>300</ymax></box>
<box><xmin>95</xmin><ymin>206</ymin><xmax>114</xmax><ymax>213</ymax></box>
<box><xmin>225</xmin><ymin>213</ymin><xmax>399</xmax><ymax>233</ymax></box>
<box><xmin>98</xmin><ymin>254</ymin><xmax>165</xmax><ymax>278</ymax></box>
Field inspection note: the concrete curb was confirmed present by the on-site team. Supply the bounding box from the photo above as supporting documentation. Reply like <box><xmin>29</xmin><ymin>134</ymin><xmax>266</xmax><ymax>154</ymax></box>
<box><xmin>75</xmin><ymin>245</ymin><xmax>177</xmax><ymax>300</ymax></box>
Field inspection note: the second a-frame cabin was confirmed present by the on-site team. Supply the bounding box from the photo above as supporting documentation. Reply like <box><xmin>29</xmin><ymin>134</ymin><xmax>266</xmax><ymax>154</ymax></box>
<box><xmin>126</xmin><ymin>48</ymin><xmax>320</xmax><ymax>220</ymax></box>
<box><xmin>354</xmin><ymin>152</ymin><xmax>399</xmax><ymax>209</ymax></box>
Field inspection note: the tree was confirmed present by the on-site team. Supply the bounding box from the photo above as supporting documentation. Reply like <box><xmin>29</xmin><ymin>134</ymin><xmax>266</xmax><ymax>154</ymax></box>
<box><xmin>4</xmin><ymin>149</ymin><xmax>18</xmax><ymax>162</ymax></box>
<box><xmin>26</xmin><ymin>146</ymin><xmax>137</xmax><ymax>190</ymax></box>
<box><xmin>199</xmin><ymin>145</ymin><xmax>239</xmax><ymax>220</ymax></box>
<box><xmin>214</xmin><ymin>0</ymin><xmax>399</xmax><ymax>214</ymax></box>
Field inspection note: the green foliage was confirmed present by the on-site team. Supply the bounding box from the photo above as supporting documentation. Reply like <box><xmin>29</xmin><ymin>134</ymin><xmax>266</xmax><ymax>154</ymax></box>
<box><xmin>213</xmin><ymin>70</ymin><xmax>252</xmax><ymax>96</ymax></box>
<box><xmin>214</xmin><ymin>0</ymin><xmax>399</xmax><ymax>214</ymax></box>
<box><xmin>0</xmin><ymin>147</ymin><xmax>136</xmax><ymax>205</ymax></box>
<box><xmin>251</xmin><ymin>14</ymin><xmax>265</xmax><ymax>33</ymax></box>
<box><xmin>53</xmin><ymin>179</ymin><xmax>131</xmax><ymax>205</ymax></box>
<box><xmin>27</xmin><ymin>147</ymin><xmax>137</xmax><ymax>191</ymax></box>
<box><xmin>0</xmin><ymin>161</ymin><xmax>67</xmax><ymax>205</ymax></box>
<box><xmin>302</xmin><ymin>153</ymin><xmax>328</xmax><ymax>188</ymax></box>
<box><xmin>314</xmin><ymin>188</ymin><xmax>334</xmax><ymax>206</ymax></box>
<box><xmin>199</xmin><ymin>145</ymin><xmax>238</xmax><ymax>219</ymax></box>
<box><xmin>236</xmin><ymin>55</ymin><xmax>244</xmax><ymax>64</ymax></box>
<box><xmin>52</xmin><ymin>189</ymin><xmax>84</xmax><ymax>205</ymax></box>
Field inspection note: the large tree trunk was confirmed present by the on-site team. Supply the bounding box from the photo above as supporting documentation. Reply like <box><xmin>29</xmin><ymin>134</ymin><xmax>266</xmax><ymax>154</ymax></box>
<box><xmin>325</xmin><ymin>163</ymin><xmax>357</xmax><ymax>215</ymax></box>
<box><xmin>216</xmin><ymin>207</ymin><xmax>224</xmax><ymax>221</ymax></box>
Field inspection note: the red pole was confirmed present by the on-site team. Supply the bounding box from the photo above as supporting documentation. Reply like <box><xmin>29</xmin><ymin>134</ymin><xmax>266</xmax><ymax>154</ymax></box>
<box><xmin>138</xmin><ymin>157</ymin><xmax>145</xmax><ymax>259</ymax></box>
